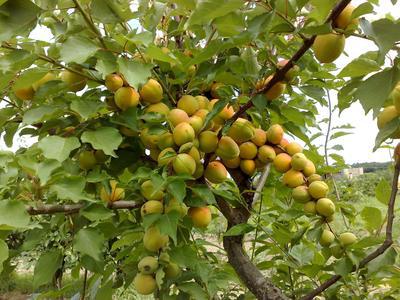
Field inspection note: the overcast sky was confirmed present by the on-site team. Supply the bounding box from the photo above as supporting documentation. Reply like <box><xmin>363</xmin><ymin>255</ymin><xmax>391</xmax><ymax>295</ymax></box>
<box><xmin>1</xmin><ymin>0</ymin><xmax>399</xmax><ymax>164</ymax></box>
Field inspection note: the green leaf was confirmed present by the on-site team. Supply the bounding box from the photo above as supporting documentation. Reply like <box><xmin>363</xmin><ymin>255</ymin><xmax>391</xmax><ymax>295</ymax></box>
<box><xmin>289</xmin><ymin>244</ymin><xmax>314</xmax><ymax>266</ymax></box>
<box><xmin>38</xmin><ymin>136</ymin><xmax>80</xmax><ymax>162</ymax></box>
<box><xmin>74</xmin><ymin>228</ymin><xmax>105</xmax><ymax>261</ymax></box>
<box><xmin>338</xmin><ymin>58</ymin><xmax>380</xmax><ymax>78</ymax></box>
<box><xmin>145</xmin><ymin>44</ymin><xmax>177</xmax><ymax>64</ymax></box>
<box><xmin>13</xmin><ymin>69</ymin><xmax>49</xmax><ymax>89</ymax></box>
<box><xmin>90</xmin><ymin>0</ymin><xmax>127</xmax><ymax>23</ymax></box>
<box><xmin>156</xmin><ymin>211</ymin><xmax>180</xmax><ymax>244</ymax></box>
<box><xmin>333</xmin><ymin>257</ymin><xmax>353</xmax><ymax>277</ymax></box>
<box><xmin>178</xmin><ymin>282</ymin><xmax>208</xmax><ymax>300</ymax></box>
<box><xmin>167</xmin><ymin>178</ymin><xmax>186</xmax><ymax>202</ymax></box>
<box><xmin>81</xmin><ymin>127</ymin><xmax>123</xmax><ymax>157</ymax></box>
<box><xmin>191</xmin><ymin>185</ymin><xmax>216</xmax><ymax>204</ymax></box>
<box><xmin>33</xmin><ymin>250</ymin><xmax>63</xmax><ymax>289</ymax></box>
<box><xmin>224</xmin><ymin>223</ymin><xmax>254</xmax><ymax>236</ymax></box>
<box><xmin>81</xmin><ymin>204</ymin><xmax>114</xmax><ymax>221</ymax></box>
<box><xmin>50</xmin><ymin>176</ymin><xmax>89</xmax><ymax>202</ymax></box>
<box><xmin>60</xmin><ymin>36</ymin><xmax>98</xmax><ymax>64</ymax></box>
<box><xmin>0</xmin><ymin>200</ymin><xmax>30</xmax><ymax>230</ymax></box>
<box><xmin>0</xmin><ymin>50</ymin><xmax>36</xmax><ymax>73</ymax></box>
<box><xmin>0</xmin><ymin>239</ymin><xmax>8</xmax><ymax>273</ymax></box>
<box><xmin>37</xmin><ymin>159</ymin><xmax>61</xmax><ymax>184</ymax></box>
<box><xmin>95</xmin><ymin>51</ymin><xmax>118</xmax><ymax>77</ymax></box>
<box><xmin>22</xmin><ymin>105</ymin><xmax>60</xmax><ymax>125</ymax></box>
<box><xmin>214</xmin><ymin>12</ymin><xmax>245</xmax><ymax>37</ymax></box>
<box><xmin>0</xmin><ymin>0</ymin><xmax>41</xmax><ymax>41</ymax></box>
<box><xmin>356</xmin><ymin>67</ymin><xmax>400</xmax><ymax>114</ymax></box>
<box><xmin>361</xmin><ymin>207</ymin><xmax>382</xmax><ymax>231</ymax></box>
<box><xmin>70</xmin><ymin>98</ymin><xmax>105</xmax><ymax>120</ymax></box>
<box><xmin>241</xmin><ymin>47</ymin><xmax>260</xmax><ymax>77</ymax></box>
<box><xmin>375</xmin><ymin>179</ymin><xmax>391</xmax><ymax>205</ymax></box>
<box><xmin>117</xmin><ymin>57</ymin><xmax>152</xmax><ymax>89</ymax></box>
<box><xmin>368</xmin><ymin>247</ymin><xmax>397</xmax><ymax>274</ymax></box>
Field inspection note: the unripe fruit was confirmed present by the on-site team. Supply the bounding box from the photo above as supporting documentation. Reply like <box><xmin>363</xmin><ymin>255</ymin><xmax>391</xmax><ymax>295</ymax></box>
<box><xmin>157</xmin><ymin>132</ymin><xmax>175</xmax><ymax>150</ymax></box>
<box><xmin>222</xmin><ymin>157</ymin><xmax>241</xmax><ymax>169</ymax></box>
<box><xmin>251</xmin><ymin>128</ymin><xmax>267</xmax><ymax>146</ymax></box>
<box><xmin>334</xmin><ymin>4</ymin><xmax>358</xmax><ymax>30</ymax></box>
<box><xmin>141</xmin><ymin>201</ymin><xmax>164</xmax><ymax>217</ymax></box>
<box><xmin>199</xmin><ymin>131</ymin><xmax>218</xmax><ymax>153</ymax></box>
<box><xmin>331</xmin><ymin>245</ymin><xmax>344</xmax><ymax>259</ymax></box>
<box><xmin>105</xmin><ymin>74</ymin><xmax>124</xmax><ymax>92</ymax></box>
<box><xmin>193</xmin><ymin>163</ymin><xmax>204</xmax><ymax>179</ymax></box>
<box><xmin>267</xmin><ymin>124</ymin><xmax>284</xmax><ymax>144</ymax></box>
<box><xmin>167</xmin><ymin>109</ymin><xmax>190</xmax><ymax>127</ymax></box>
<box><xmin>133</xmin><ymin>273</ymin><xmax>157</xmax><ymax>295</ymax></box>
<box><xmin>313</xmin><ymin>33</ymin><xmax>345</xmax><ymax>63</ymax></box>
<box><xmin>100</xmin><ymin>180</ymin><xmax>125</xmax><ymax>202</ymax></box>
<box><xmin>195</xmin><ymin>95</ymin><xmax>210</xmax><ymax>110</ymax></box>
<box><xmin>138</xmin><ymin>256</ymin><xmax>159</xmax><ymax>274</ymax></box>
<box><xmin>173</xmin><ymin>122</ymin><xmax>195</xmax><ymax>146</ymax></box>
<box><xmin>239</xmin><ymin>142</ymin><xmax>258</xmax><ymax>159</ymax></box>
<box><xmin>140</xmin><ymin>128</ymin><xmax>161</xmax><ymax>148</ymax></box>
<box><xmin>377</xmin><ymin>106</ymin><xmax>400</xmax><ymax>138</ymax></box>
<box><xmin>184</xmin><ymin>145</ymin><xmax>201</xmax><ymax>163</ymax></box>
<box><xmin>257</xmin><ymin>145</ymin><xmax>276</xmax><ymax>163</ymax></box>
<box><xmin>94</xmin><ymin>150</ymin><xmax>107</xmax><ymax>163</ymax></box>
<box><xmin>285</xmin><ymin>142</ymin><xmax>302</xmax><ymax>155</ymax></box>
<box><xmin>140</xmin><ymin>180</ymin><xmax>164</xmax><ymax>201</ymax></box>
<box><xmin>263</xmin><ymin>75</ymin><xmax>286</xmax><ymax>100</ymax></box>
<box><xmin>172</xmin><ymin>153</ymin><xmax>196</xmax><ymax>175</ymax></box>
<box><xmin>164</xmin><ymin>198</ymin><xmax>188</xmax><ymax>217</ymax></box>
<box><xmin>390</xmin><ymin>86</ymin><xmax>400</xmax><ymax>113</ymax></box>
<box><xmin>227</xmin><ymin>118</ymin><xmax>255</xmax><ymax>143</ymax></box>
<box><xmin>282</xmin><ymin>169</ymin><xmax>305</xmax><ymax>188</ymax></box>
<box><xmin>240</xmin><ymin>159</ymin><xmax>256</xmax><ymax>176</ymax></box>
<box><xmin>114</xmin><ymin>87</ymin><xmax>140</xmax><ymax>110</ymax></box>
<box><xmin>140</xmin><ymin>79</ymin><xmax>163</xmax><ymax>104</ymax></box>
<box><xmin>303</xmin><ymin>160</ymin><xmax>316</xmax><ymax>177</ymax></box>
<box><xmin>216</xmin><ymin>136</ymin><xmax>240</xmax><ymax>160</ymax></box>
<box><xmin>145</xmin><ymin>102</ymin><xmax>170</xmax><ymax>116</ymax></box>
<box><xmin>339</xmin><ymin>232</ymin><xmax>357</xmax><ymax>246</ymax></box>
<box><xmin>308</xmin><ymin>181</ymin><xmax>329</xmax><ymax>199</ymax></box>
<box><xmin>14</xmin><ymin>86</ymin><xmax>34</xmax><ymax>100</ymax></box>
<box><xmin>188</xmin><ymin>206</ymin><xmax>212</xmax><ymax>228</ymax></box>
<box><xmin>304</xmin><ymin>201</ymin><xmax>316</xmax><ymax>214</ymax></box>
<box><xmin>291</xmin><ymin>153</ymin><xmax>308</xmax><ymax>171</ymax></box>
<box><xmin>79</xmin><ymin>151</ymin><xmax>97</xmax><ymax>170</ymax></box>
<box><xmin>292</xmin><ymin>186</ymin><xmax>311</xmax><ymax>203</ymax></box>
<box><xmin>60</xmin><ymin>70</ymin><xmax>87</xmax><ymax>92</ymax></box>
<box><xmin>32</xmin><ymin>72</ymin><xmax>57</xmax><ymax>91</ymax></box>
<box><xmin>273</xmin><ymin>153</ymin><xmax>292</xmax><ymax>173</ymax></box>
<box><xmin>320</xmin><ymin>230</ymin><xmax>335</xmax><ymax>247</ymax></box>
<box><xmin>204</xmin><ymin>161</ymin><xmax>227</xmax><ymax>184</ymax></box>
<box><xmin>189</xmin><ymin>115</ymin><xmax>203</xmax><ymax>134</ymax></box>
<box><xmin>177</xmin><ymin>95</ymin><xmax>199</xmax><ymax>116</ymax></box>
<box><xmin>143</xmin><ymin>226</ymin><xmax>169</xmax><ymax>252</ymax></box>
<box><xmin>159</xmin><ymin>252</ymin><xmax>170</xmax><ymax>264</ymax></box>
<box><xmin>308</xmin><ymin>174</ymin><xmax>322</xmax><ymax>183</ymax></box>
<box><xmin>316</xmin><ymin>198</ymin><xmax>335</xmax><ymax>217</ymax></box>
<box><xmin>165</xmin><ymin>262</ymin><xmax>181</xmax><ymax>279</ymax></box>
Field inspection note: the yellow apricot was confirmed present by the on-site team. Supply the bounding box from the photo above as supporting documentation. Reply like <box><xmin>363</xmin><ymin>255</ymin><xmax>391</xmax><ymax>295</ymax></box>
<box><xmin>140</xmin><ymin>78</ymin><xmax>163</xmax><ymax>104</ymax></box>
<box><xmin>114</xmin><ymin>87</ymin><xmax>140</xmax><ymax>110</ymax></box>
<box><xmin>204</xmin><ymin>161</ymin><xmax>227</xmax><ymax>184</ymax></box>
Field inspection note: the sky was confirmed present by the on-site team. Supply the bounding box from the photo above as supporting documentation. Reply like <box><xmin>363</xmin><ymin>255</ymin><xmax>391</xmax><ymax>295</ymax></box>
<box><xmin>1</xmin><ymin>0</ymin><xmax>399</xmax><ymax>164</ymax></box>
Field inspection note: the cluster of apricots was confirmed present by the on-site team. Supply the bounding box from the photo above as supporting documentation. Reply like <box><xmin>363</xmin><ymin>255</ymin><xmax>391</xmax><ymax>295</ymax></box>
<box><xmin>377</xmin><ymin>81</ymin><xmax>400</xmax><ymax>138</ymax></box>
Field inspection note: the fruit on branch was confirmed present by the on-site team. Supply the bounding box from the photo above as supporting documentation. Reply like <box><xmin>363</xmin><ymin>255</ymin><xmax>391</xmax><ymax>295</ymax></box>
<box><xmin>377</xmin><ymin>105</ymin><xmax>400</xmax><ymax>138</ymax></box>
<box><xmin>177</xmin><ymin>95</ymin><xmax>199</xmax><ymax>116</ymax></box>
<box><xmin>182</xmin><ymin>144</ymin><xmax>201</xmax><ymax>163</ymax></box>
<box><xmin>303</xmin><ymin>160</ymin><xmax>316</xmax><ymax>177</ymax></box>
<box><xmin>204</xmin><ymin>161</ymin><xmax>227</xmax><ymax>184</ymax></box>
<box><xmin>114</xmin><ymin>87</ymin><xmax>140</xmax><ymax>110</ymax></box>
<box><xmin>164</xmin><ymin>262</ymin><xmax>181</xmax><ymax>279</ymax></box>
<box><xmin>391</xmin><ymin>85</ymin><xmax>400</xmax><ymax>112</ymax></box>
<box><xmin>158</xmin><ymin>148</ymin><xmax>176</xmax><ymax>166</ymax></box>
<box><xmin>188</xmin><ymin>206</ymin><xmax>212</xmax><ymax>228</ymax></box>
<box><xmin>167</xmin><ymin>108</ymin><xmax>190</xmax><ymax>127</ymax></box>
<box><xmin>277</xmin><ymin>59</ymin><xmax>300</xmax><ymax>82</ymax></box>
<box><xmin>189</xmin><ymin>115</ymin><xmax>204</xmax><ymax>134</ymax></box>
<box><xmin>285</xmin><ymin>142</ymin><xmax>302</xmax><ymax>155</ymax></box>
<box><xmin>334</xmin><ymin>4</ymin><xmax>359</xmax><ymax>30</ymax></box>
<box><xmin>267</xmin><ymin>124</ymin><xmax>284</xmax><ymax>144</ymax></box>
<box><xmin>339</xmin><ymin>232</ymin><xmax>357</xmax><ymax>246</ymax></box>
<box><xmin>139</xmin><ymin>78</ymin><xmax>163</xmax><ymax>104</ymax></box>
<box><xmin>141</xmin><ymin>200</ymin><xmax>164</xmax><ymax>217</ymax></box>
<box><xmin>143</xmin><ymin>226</ymin><xmax>169</xmax><ymax>252</ymax></box>
<box><xmin>308</xmin><ymin>181</ymin><xmax>329</xmax><ymax>199</ymax></box>
<box><xmin>145</xmin><ymin>102</ymin><xmax>170</xmax><ymax>116</ymax></box>
<box><xmin>315</xmin><ymin>198</ymin><xmax>335</xmax><ymax>217</ymax></box>
<box><xmin>218</xmin><ymin>105</ymin><xmax>235</xmax><ymax>120</ymax></box>
<box><xmin>157</xmin><ymin>132</ymin><xmax>175</xmax><ymax>150</ymax></box>
<box><xmin>227</xmin><ymin>118</ymin><xmax>255</xmax><ymax>143</ymax></box>
<box><xmin>257</xmin><ymin>145</ymin><xmax>276</xmax><ymax>163</ymax></box>
<box><xmin>105</xmin><ymin>73</ymin><xmax>124</xmax><ymax>92</ymax></box>
<box><xmin>251</xmin><ymin>128</ymin><xmax>267</xmax><ymax>146</ymax></box>
<box><xmin>262</xmin><ymin>75</ymin><xmax>286</xmax><ymax>100</ymax></box>
<box><xmin>216</xmin><ymin>136</ymin><xmax>240</xmax><ymax>160</ymax></box>
<box><xmin>172</xmin><ymin>153</ymin><xmax>196</xmax><ymax>175</ymax></box>
<box><xmin>79</xmin><ymin>150</ymin><xmax>97</xmax><ymax>170</ymax></box>
<box><xmin>304</xmin><ymin>201</ymin><xmax>317</xmax><ymax>214</ymax></box>
<box><xmin>308</xmin><ymin>173</ymin><xmax>322</xmax><ymax>183</ymax></box>
<box><xmin>210</xmin><ymin>82</ymin><xmax>224</xmax><ymax>98</ymax></box>
<box><xmin>14</xmin><ymin>86</ymin><xmax>35</xmax><ymax>100</ymax></box>
<box><xmin>222</xmin><ymin>157</ymin><xmax>241</xmax><ymax>169</ymax></box>
<box><xmin>140</xmin><ymin>180</ymin><xmax>164</xmax><ymax>201</ymax></box>
<box><xmin>196</xmin><ymin>95</ymin><xmax>210</xmax><ymax>109</ymax></box>
<box><xmin>240</xmin><ymin>159</ymin><xmax>256</xmax><ymax>176</ymax></box>
<box><xmin>331</xmin><ymin>245</ymin><xmax>344</xmax><ymax>258</ymax></box>
<box><xmin>172</xmin><ymin>122</ymin><xmax>195</xmax><ymax>145</ymax></box>
<box><xmin>291</xmin><ymin>153</ymin><xmax>308</xmax><ymax>171</ymax></box>
<box><xmin>282</xmin><ymin>169</ymin><xmax>305</xmax><ymax>188</ymax></box>
<box><xmin>320</xmin><ymin>230</ymin><xmax>335</xmax><ymax>247</ymax></box>
<box><xmin>292</xmin><ymin>185</ymin><xmax>311</xmax><ymax>203</ymax></box>
<box><xmin>239</xmin><ymin>142</ymin><xmax>258</xmax><ymax>160</ymax></box>
<box><xmin>138</xmin><ymin>256</ymin><xmax>159</xmax><ymax>274</ymax></box>
<box><xmin>94</xmin><ymin>150</ymin><xmax>107</xmax><ymax>163</ymax></box>
<box><xmin>199</xmin><ymin>131</ymin><xmax>218</xmax><ymax>153</ymax></box>
<box><xmin>100</xmin><ymin>180</ymin><xmax>125</xmax><ymax>202</ymax></box>
<box><xmin>164</xmin><ymin>198</ymin><xmax>188</xmax><ymax>217</ymax></box>
<box><xmin>140</xmin><ymin>128</ymin><xmax>162</xmax><ymax>148</ymax></box>
<box><xmin>273</xmin><ymin>153</ymin><xmax>292</xmax><ymax>173</ymax></box>
<box><xmin>312</xmin><ymin>33</ymin><xmax>345</xmax><ymax>63</ymax></box>
<box><xmin>133</xmin><ymin>273</ymin><xmax>157</xmax><ymax>295</ymax></box>
<box><xmin>60</xmin><ymin>70</ymin><xmax>87</xmax><ymax>92</ymax></box>
<box><xmin>32</xmin><ymin>72</ymin><xmax>57</xmax><ymax>91</ymax></box>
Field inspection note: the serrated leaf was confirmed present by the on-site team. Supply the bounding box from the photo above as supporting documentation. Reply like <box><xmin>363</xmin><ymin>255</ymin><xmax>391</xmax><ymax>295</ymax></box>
<box><xmin>74</xmin><ymin>228</ymin><xmax>105</xmax><ymax>261</ymax></box>
<box><xmin>289</xmin><ymin>244</ymin><xmax>314</xmax><ymax>266</ymax></box>
<box><xmin>338</xmin><ymin>58</ymin><xmax>380</xmax><ymax>78</ymax></box>
<box><xmin>70</xmin><ymin>98</ymin><xmax>105</xmax><ymax>120</ymax></box>
<box><xmin>50</xmin><ymin>176</ymin><xmax>89</xmax><ymax>202</ymax></box>
<box><xmin>22</xmin><ymin>105</ymin><xmax>60</xmax><ymax>125</ymax></box>
<box><xmin>0</xmin><ymin>200</ymin><xmax>30</xmax><ymax>230</ymax></box>
<box><xmin>361</xmin><ymin>206</ymin><xmax>382</xmax><ymax>231</ymax></box>
<box><xmin>81</xmin><ymin>127</ymin><xmax>122</xmax><ymax>157</ymax></box>
<box><xmin>333</xmin><ymin>257</ymin><xmax>353</xmax><ymax>277</ymax></box>
<box><xmin>33</xmin><ymin>250</ymin><xmax>62</xmax><ymax>289</ymax></box>
<box><xmin>191</xmin><ymin>185</ymin><xmax>216</xmax><ymax>204</ymax></box>
<box><xmin>375</xmin><ymin>179</ymin><xmax>391</xmax><ymax>205</ymax></box>
<box><xmin>91</xmin><ymin>0</ymin><xmax>127</xmax><ymax>23</ymax></box>
<box><xmin>38</xmin><ymin>136</ymin><xmax>80</xmax><ymax>162</ymax></box>
<box><xmin>224</xmin><ymin>223</ymin><xmax>254</xmax><ymax>236</ymax></box>
<box><xmin>167</xmin><ymin>179</ymin><xmax>186</xmax><ymax>202</ymax></box>
<box><xmin>60</xmin><ymin>36</ymin><xmax>98</xmax><ymax>64</ymax></box>
<box><xmin>368</xmin><ymin>247</ymin><xmax>397</xmax><ymax>274</ymax></box>
<box><xmin>214</xmin><ymin>12</ymin><xmax>245</xmax><ymax>37</ymax></box>
<box><xmin>156</xmin><ymin>212</ymin><xmax>179</xmax><ymax>244</ymax></box>
<box><xmin>37</xmin><ymin>159</ymin><xmax>61</xmax><ymax>184</ymax></box>
<box><xmin>117</xmin><ymin>57</ymin><xmax>152</xmax><ymax>89</ymax></box>
<box><xmin>81</xmin><ymin>204</ymin><xmax>114</xmax><ymax>221</ymax></box>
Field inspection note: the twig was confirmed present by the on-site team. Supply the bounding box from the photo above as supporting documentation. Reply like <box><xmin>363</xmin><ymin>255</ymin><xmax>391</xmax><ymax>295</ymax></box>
<box><xmin>80</xmin><ymin>269</ymin><xmax>88</xmax><ymax>300</ymax></box>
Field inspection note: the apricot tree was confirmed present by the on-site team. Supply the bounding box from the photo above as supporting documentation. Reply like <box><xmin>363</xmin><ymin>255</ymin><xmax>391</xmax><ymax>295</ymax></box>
<box><xmin>0</xmin><ymin>0</ymin><xmax>399</xmax><ymax>299</ymax></box>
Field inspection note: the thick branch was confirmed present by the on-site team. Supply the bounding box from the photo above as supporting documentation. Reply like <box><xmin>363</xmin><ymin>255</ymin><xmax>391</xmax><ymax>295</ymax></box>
<box><xmin>26</xmin><ymin>201</ymin><xmax>141</xmax><ymax>215</ymax></box>
<box><xmin>228</xmin><ymin>0</ymin><xmax>352</xmax><ymax>125</ymax></box>
<box><xmin>301</xmin><ymin>158</ymin><xmax>400</xmax><ymax>300</ymax></box>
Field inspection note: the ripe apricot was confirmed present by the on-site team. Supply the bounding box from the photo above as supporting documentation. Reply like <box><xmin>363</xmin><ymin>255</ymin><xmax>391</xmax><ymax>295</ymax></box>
<box><xmin>222</xmin><ymin>156</ymin><xmax>241</xmax><ymax>169</ymax></box>
<box><xmin>32</xmin><ymin>72</ymin><xmax>57</xmax><ymax>91</ymax></box>
<box><xmin>140</xmin><ymin>78</ymin><xmax>163</xmax><ymax>104</ymax></box>
<box><xmin>377</xmin><ymin>106</ymin><xmax>400</xmax><ymax>138</ymax></box>
<box><xmin>114</xmin><ymin>87</ymin><xmax>140</xmax><ymax>110</ymax></box>
<box><xmin>339</xmin><ymin>232</ymin><xmax>357</xmax><ymax>246</ymax></box>
<box><xmin>216</xmin><ymin>136</ymin><xmax>240</xmax><ymax>160</ymax></box>
<box><xmin>210</xmin><ymin>82</ymin><xmax>224</xmax><ymax>98</ymax></box>
<box><xmin>240</xmin><ymin>159</ymin><xmax>256</xmax><ymax>176</ymax></box>
<box><xmin>199</xmin><ymin>131</ymin><xmax>218</xmax><ymax>153</ymax></box>
<box><xmin>173</xmin><ymin>122</ymin><xmax>195</xmax><ymax>146</ymax></box>
<box><xmin>158</xmin><ymin>148</ymin><xmax>176</xmax><ymax>166</ymax></box>
<box><xmin>188</xmin><ymin>206</ymin><xmax>212</xmax><ymax>228</ymax></box>
<box><xmin>164</xmin><ymin>198</ymin><xmax>188</xmax><ymax>217</ymax></box>
<box><xmin>308</xmin><ymin>174</ymin><xmax>322</xmax><ymax>183</ymax></box>
<box><xmin>172</xmin><ymin>153</ymin><xmax>196</xmax><ymax>175</ymax></box>
<box><xmin>282</xmin><ymin>169</ymin><xmax>305</xmax><ymax>188</ymax></box>
<box><xmin>143</xmin><ymin>226</ymin><xmax>168</xmax><ymax>252</ymax></box>
<box><xmin>177</xmin><ymin>95</ymin><xmax>199</xmax><ymax>116</ymax></box>
<box><xmin>251</xmin><ymin>128</ymin><xmax>267</xmax><ymax>146</ymax></box>
<box><xmin>304</xmin><ymin>201</ymin><xmax>316</xmax><ymax>214</ymax></box>
<box><xmin>105</xmin><ymin>73</ymin><xmax>124</xmax><ymax>92</ymax></box>
<box><xmin>285</xmin><ymin>142</ymin><xmax>302</xmax><ymax>155</ymax></box>
<box><xmin>308</xmin><ymin>181</ymin><xmax>329</xmax><ymax>199</ymax></box>
<box><xmin>257</xmin><ymin>145</ymin><xmax>276</xmax><ymax>163</ymax></box>
<box><xmin>157</xmin><ymin>132</ymin><xmax>175</xmax><ymax>150</ymax></box>
<box><xmin>291</xmin><ymin>153</ymin><xmax>308</xmax><ymax>171</ymax></box>
<box><xmin>313</xmin><ymin>33</ymin><xmax>345</xmax><ymax>63</ymax></box>
<box><xmin>14</xmin><ymin>86</ymin><xmax>34</xmax><ymax>100</ymax></box>
<box><xmin>334</xmin><ymin>4</ymin><xmax>358</xmax><ymax>30</ymax></box>
<box><xmin>138</xmin><ymin>256</ymin><xmax>159</xmax><ymax>275</ymax></box>
<box><xmin>267</xmin><ymin>124</ymin><xmax>284</xmax><ymax>144</ymax></box>
<box><xmin>60</xmin><ymin>70</ymin><xmax>87</xmax><ymax>92</ymax></box>
<box><xmin>189</xmin><ymin>115</ymin><xmax>203</xmax><ymax>134</ymax></box>
<box><xmin>204</xmin><ymin>161</ymin><xmax>227</xmax><ymax>184</ymax></box>
<box><xmin>133</xmin><ymin>273</ymin><xmax>157</xmax><ymax>295</ymax></box>
<box><xmin>239</xmin><ymin>142</ymin><xmax>258</xmax><ymax>160</ymax></box>
<box><xmin>303</xmin><ymin>160</ymin><xmax>316</xmax><ymax>177</ymax></box>
<box><xmin>292</xmin><ymin>185</ymin><xmax>311</xmax><ymax>203</ymax></box>
<box><xmin>316</xmin><ymin>198</ymin><xmax>335</xmax><ymax>217</ymax></box>
<box><xmin>320</xmin><ymin>230</ymin><xmax>335</xmax><ymax>247</ymax></box>
<box><xmin>167</xmin><ymin>108</ymin><xmax>190</xmax><ymax>127</ymax></box>
<box><xmin>263</xmin><ymin>75</ymin><xmax>286</xmax><ymax>100</ymax></box>
<box><xmin>273</xmin><ymin>153</ymin><xmax>292</xmax><ymax>173</ymax></box>
<box><xmin>227</xmin><ymin>118</ymin><xmax>255</xmax><ymax>143</ymax></box>
<box><xmin>145</xmin><ymin>102</ymin><xmax>170</xmax><ymax>116</ymax></box>
<box><xmin>141</xmin><ymin>201</ymin><xmax>164</xmax><ymax>217</ymax></box>
<box><xmin>195</xmin><ymin>95</ymin><xmax>210</xmax><ymax>110</ymax></box>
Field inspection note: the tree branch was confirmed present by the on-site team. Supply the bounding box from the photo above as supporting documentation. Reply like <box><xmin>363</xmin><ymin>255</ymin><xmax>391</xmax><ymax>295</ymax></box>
<box><xmin>301</xmin><ymin>155</ymin><xmax>400</xmax><ymax>300</ymax></box>
<box><xmin>26</xmin><ymin>201</ymin><xmax>141</xmax><ymax>215</ymax></box>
